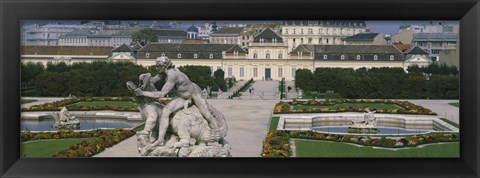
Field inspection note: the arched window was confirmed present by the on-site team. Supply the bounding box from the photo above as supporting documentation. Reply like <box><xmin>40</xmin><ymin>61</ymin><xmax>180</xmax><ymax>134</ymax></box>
<box><xmin>390</xmin><ymin>55</ymin><xmax>394</xmax><ymax>60</ymax></box>
<box><xmin>146</xmin><ymin>53</ymin><xmax>150</xmax><ymax>58</ymax></box>
<box><xmin>194</xmin><ymin>54</ymin><xmax>198</xmax><ymax>59</ymax></box>
<box><xmin>341</xmin><ymin>55</ymin><xmax>345</xmax><ymax>60</ymax></box>
<box><xmin>374</xmin><ymin>55</ymin><xmax>378</xmax><ymax>60</ymax></box>
<box><xmin>278</xmin><ymin>53</ymin><xmax>283</xmax><ymax>59</ymax></box>
<box><xmin>177</xmin><ymin>53</ymin><xmax>182</xmax><ymax>58</ymax></box>
<box><xmin>266</xmin><ymin>53</ymin><xmax>271</xmax><ymax>59</ymax></box>
<box><xmin>253</xmin><ymin>53</ymin><xmax>258</xmax><ymax>59</ymax></box>
<box><xmin>356</xmin><ymin>55</ymin><xmax>361</xmax><ymax>60</ymax></box>
<box><xmin>209</xmin><ymin>54</ymin><xmax>214</xmax><ymax>59</ymax></box>
<box><xmin>323</xmin><ymin>55</ymin><xmax>328</xmax><ymax>59</ymax></box>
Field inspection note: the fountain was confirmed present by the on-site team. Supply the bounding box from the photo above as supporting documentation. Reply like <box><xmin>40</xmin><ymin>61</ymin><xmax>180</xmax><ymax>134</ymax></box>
<box><xmin>347</xmin><ymin>109</ymin><xmax>378</xmax><ymax>134</ymax></box>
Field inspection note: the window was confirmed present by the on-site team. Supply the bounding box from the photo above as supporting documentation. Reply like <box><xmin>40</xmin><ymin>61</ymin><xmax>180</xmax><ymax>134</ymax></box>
<box><xmin>356</xmin><ymin>55</ymin><xmax>361</xmax><ymax>60</ymax></box>
<box><xmin>308</xmin><ymin>28</ymin><xmax>313</xmax><ymax>34</ymax></box>
<box><xmin>292</xmin><ymin>68</ymin><xmax>296</xmax><ymax>77</ymax></box>
<box><xmin>146</xmin><ymin>53</ymin><xmax>150</xmax><ymax>58</ymax></box>
<box><xmin>194</xmin><ymin>54</ymin><xmax>198</xmax><ymax>59</ymax></box>
<box><xmin>278</xmin><ymin>53</ymin><xmax>283</xmax><ymax>59</ymax></box>
<box><xmin>228</xmin><ymin>67</ymin><xmax>233</xmax><ymax>77</ymax></box>
<box><xmin>234</xmin><ymin>51</ymin><xmax>238</xmax><ymax>57</ymax></box>
<box><xmin>390</xmin><ymin>55</ymin><xmax>394</xmax><ymax>60</ymax></box>
<box><xmin>209</xmin><ymin>54</ymin><xmax>214</xmax><ymax>59</ymax></box>
<box><xmin>177</xmin><ymin>53</ymin><xmax>182</xmax><ymax>58</ymax></box>
<box><xmin>253</xmin><ymin>67</ymin><xmax>258</xmax><ymax>77</ymax></box>
<box><xmin>323</xmin><ymin>55</ymin><xmax>328</xmax><ymax>59</ymax></box>
<box><xmin>278</xmin><ymin>68</ymin><xmax>283</xmax><ymax>77</ymax></box>
<box><xmin>326</xmin><ymin>38</ymin><xmax>329</xmax><ymax>44</ymax></box>
<box><xmin>374</xmin><ymin>55</ymin><xmax>378</xmax><ymax>60</ymax></box>
<box><xmin>285</xmin><ymin>29</ymin><xmax>289</xmax><ymax>34</ymax></box>
<box><xmin>319</xmin><ymin>38</ymin><xmax>323</xmax><ymax>44</ymax></box>
<box><xmin>319</xmin><ymin>28</ymin><xmax>323</xmax><ymax>34</ymax></box>
<box><xmin>253</xmin><ymin>53</ymin><xmax>258</xmax><ymax>59</ymax></box>
<box><xmin>300</xmin><ymin>29</ymin><xmax>304</xmax><ymax>34</ymax></box>
<box><xmin>308</xmin><ymin>38</ymin><xmax>313</xmax><ymax>44</ymax></box>
<box><xmin>341</xmin><ymin>55</ymin><xmax>345</xmax><ymax>60</ymax></box>
<box><xmin>240</xmin><ymin>67</ymin><xmax>245</xmax><ymax>77</ymax></box>
<box><xmin>266</xmin><ymin>53</ymin><xmax>270</xmax><ymax>59</ymax></box>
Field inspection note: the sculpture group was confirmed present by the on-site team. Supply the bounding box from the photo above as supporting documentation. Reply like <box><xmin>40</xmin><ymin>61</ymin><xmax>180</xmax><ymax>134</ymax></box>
<box><xmin>52</xmin><ymin>107</ymin><xmax>80</xmax><ymax>129</ymax></box>
<box><xmin>126</xmin><ymin>57</ymin><xmax>231</xmax><ymax>157</ymax></box>
<box><xmin>348</xmin><ymin>108</ymin><xmax>378</xmax><ymax>133</ymax></box>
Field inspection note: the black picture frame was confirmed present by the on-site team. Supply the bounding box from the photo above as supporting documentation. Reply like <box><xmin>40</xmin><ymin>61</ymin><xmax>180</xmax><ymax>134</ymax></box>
<box><xmin>1</xmin><ymin>0</ymin><xmax>479</xmax><ymax>177</ymax></box>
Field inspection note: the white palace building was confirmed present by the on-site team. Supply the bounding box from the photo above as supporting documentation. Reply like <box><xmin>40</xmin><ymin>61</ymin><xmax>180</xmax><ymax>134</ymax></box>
<box><xmin>21</xmin><ymin>28</ymin><xmax>432</xmax><ymax>81</ymax></box>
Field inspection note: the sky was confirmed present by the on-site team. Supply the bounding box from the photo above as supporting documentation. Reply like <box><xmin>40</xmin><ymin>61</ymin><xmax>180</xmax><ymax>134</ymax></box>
<box><xmin>22</xmin><ymin>20</ymin><xmax>459</xmax><ymax>35</ymax></box>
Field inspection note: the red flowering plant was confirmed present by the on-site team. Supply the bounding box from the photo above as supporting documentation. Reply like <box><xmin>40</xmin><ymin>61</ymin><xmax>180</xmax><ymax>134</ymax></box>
<box><xmin>53</xmin><ymin>129</ymin><xmax>135</xmax><ymax>157</ymax></box>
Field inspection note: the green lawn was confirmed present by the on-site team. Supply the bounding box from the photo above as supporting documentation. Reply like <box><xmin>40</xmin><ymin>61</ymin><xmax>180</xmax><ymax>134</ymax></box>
<box><xmin>440</xmin><ymin>118</ymin><xmax>460</xmax><ymax>128</ymax></box>
<box><xmin>21</xmin><ymin>138</ymin><xmax>95</xmax><ymax>157</ymax></box>
<box><xmin>295</xmin><ymin>139</ymin><xmax>459</xmax><ymax>158</ymax></box>
<box><xmin>293</xmin><ymin>102</ymin><xmax>404</xmax><ymax>110</ymax></box>
<box><xmin>269</xmin><ymin>117</ymin><xmax>280</xmax><ymax>131</ymax></box>
<box><xmin>21</xmin><ymin>99</ymin><xmax>37</xmax><ymax>104</ymax></box>
<box><xmin>449</xmin><ymin>102</ymin><xmax>459</xmax><ymax>108</ymax></box>
<box><xmin>72</xmin><ymin>101</ymin><xmax>137</xmax><ymax>107</ymax></box>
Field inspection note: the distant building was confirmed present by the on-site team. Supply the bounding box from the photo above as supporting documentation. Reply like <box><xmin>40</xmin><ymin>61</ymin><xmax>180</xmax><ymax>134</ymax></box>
<box><xmin>21</xmin><ymin>46</ymin><xmax>113</xmax><ymax>65</ymax></box>
<box><xmin>58</xmin><ymin>29</ymin><xmax>137</xmax><ymax>47</ymax></box>
<box><xmin>186</xmin><ymin>25</ymin><xmax>199</xmax><ymax>39</ymax></box>
<box><xmin>209</xmin><ymin>27</ymin><xmax>244</xmax><ymax>45</ymax></box>
<box><xmin>240</xmin><ymin>23</ymin><xmax>282</xmax><ymax>48</ymax></box>
<box><xmin>342</xmin><ymin>33</ymin><xmax>387</xmax><ymax>45</ymax></box>
<box><xmin>412</xmin><ymin>32</ymin><xmax>458</xmax><ymax>61</ymax></box>
<box><xmin>23</xmin><ymin>24</ymin><xmax>95</xmax><ymax>46</ymax></box>
<box><xmin>391</xmin><ymin>28</ymin><xmax>413</xmax><ymax>44</ymax></box>
<box><xmin>197</xmin><ymin>22</ymin><xmax>218</xmax><ymax>40</ymax></box>
<box><xmin>155</xmin><ymin>29</ymin><xmax>188</xmax><ymax>43</ymax></box>
<box><xmin>281</xmin><ymin>20</ymin><xmax>369</xmax><ymax>51</ymax></box>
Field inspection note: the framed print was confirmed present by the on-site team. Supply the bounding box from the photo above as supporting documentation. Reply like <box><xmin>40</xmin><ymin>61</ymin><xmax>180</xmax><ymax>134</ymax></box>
<box><xmin>1</xmin><ymin>0</ymin><xmax>479</xmax><ymax>177</ymax></box>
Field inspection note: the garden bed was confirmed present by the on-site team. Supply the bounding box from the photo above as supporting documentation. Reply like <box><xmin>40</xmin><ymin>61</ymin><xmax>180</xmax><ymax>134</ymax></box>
<box><xmin>261</xmin><ymin>130</ymin><xmax>459</xmax><ymax>157</ymax></box>
<box><xmin>274</xmin><ymin>99</ymin><xmax>436</xmax><ymax>115</ymax></box>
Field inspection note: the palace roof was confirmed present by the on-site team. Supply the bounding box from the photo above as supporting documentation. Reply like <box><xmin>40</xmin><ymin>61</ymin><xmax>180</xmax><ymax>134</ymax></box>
<box><xmin>209</xmin><ymin>27</ymin><xmax>244</xmax><ymax>37</ymax></box>
<box><xmin>291</xmin><ymin>45</ymin><xmax>402</xmax><ymax>54</ymax></box>
<box><xmin>253</xmin><ymin>28</ymin><xmax>283</xmax><ymax>43</ymax></box>
<box><xmin>21</xmin><ymin>46</ymin><xmax>113</xmax><ymax>56</ymax></box>
<box><xmin>282</xmin><ymin>20</ymin><xmax>367</xmax><ymax>27</ymax></box>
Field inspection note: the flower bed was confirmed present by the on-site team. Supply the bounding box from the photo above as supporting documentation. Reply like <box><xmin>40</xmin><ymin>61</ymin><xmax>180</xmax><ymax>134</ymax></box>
<box><xmin>289</xmin><ymin>131</ymin><xmax>458</xmax><ymax>148</ymax></box>
<box><xmin>274</xmin><ymin>99</ymin><xmax>436</xmax><ymax>115</ymax></box>
<box><xmin>52</xmin><ymin>128</ymin><xmax>135</xmax><ymax>157</ymax></box>
<box><xmin>261</xmin><ymin>131</ymin><xmax>291</xmax><ymax>157</ymax></box>
<box><xmin>21</xmin><ymin>97</ymin><xmax>170</xmax><ymax>112</ymax></box>
<box><xmin>260</xmin><ymin>130</ymin><xmax>459</xmax><ymax>157</ymax></box>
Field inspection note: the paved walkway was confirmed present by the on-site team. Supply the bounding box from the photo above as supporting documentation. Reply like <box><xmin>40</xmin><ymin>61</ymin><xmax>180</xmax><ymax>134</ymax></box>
<box><xmin>239</xmin><ymin>80</ymin><xmax>279</xmax><ymax>100</ymax></box>
<box><xmin>95</xmin><ymin>99</ymin><xmax>279</xmax><ymax>157</ymax></box>
<box><xmin>285</xmin><ymin>81</ymin><xmax>298</xmax><ymax>99</ymax></box>
<box><xmin>408</xmin><ymin>100</ymin><xmax>459</xmax><ymax>124</ymax></box>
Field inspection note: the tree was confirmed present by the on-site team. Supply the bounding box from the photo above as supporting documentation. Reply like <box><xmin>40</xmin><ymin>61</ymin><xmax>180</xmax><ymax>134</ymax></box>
<box><xmin>132</xmin><ymin>28</ymin><xmax>158</xmax><ymax>44</ymax></box>
<box><xmin>213</xmin><ymin>69</ymin><xmax>227</xmax><ymax>91</ymax></box>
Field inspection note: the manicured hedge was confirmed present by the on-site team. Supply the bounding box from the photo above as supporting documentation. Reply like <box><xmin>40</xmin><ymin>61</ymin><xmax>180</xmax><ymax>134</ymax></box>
<box><xmin>295</xmin><ymin>66</ymin><xmax>459</xmax><ymax>99</ymax></box>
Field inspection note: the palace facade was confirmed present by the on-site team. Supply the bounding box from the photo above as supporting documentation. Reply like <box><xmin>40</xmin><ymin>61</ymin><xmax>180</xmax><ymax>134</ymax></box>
<box><xmin>21</xmin><ymin>28</ymin><xmax>432</xmax><ymax>81</ymax></box>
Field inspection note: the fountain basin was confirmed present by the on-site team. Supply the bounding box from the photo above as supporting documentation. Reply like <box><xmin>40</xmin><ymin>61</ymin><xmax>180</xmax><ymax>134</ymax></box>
<box><xmin>276</xmin><ymin>113</ymin><xmax>458</xmax><ymax>135</ymax></box>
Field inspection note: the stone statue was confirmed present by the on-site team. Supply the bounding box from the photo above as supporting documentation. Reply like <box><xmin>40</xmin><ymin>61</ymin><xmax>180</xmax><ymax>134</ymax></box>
<box><xmin>126</xmin><ymin>73</ymin><xmax>163</xmax><ymax>142</ymax></box>
<box><xmin>349</xmin><ymin>108</ymin><xmax>378</xmax><ymax>133</ymax></box>
<box><xmin>130</xmin><ymin>57</ymin><xmax>230</xmax><ymax>157</ymax></box>
<box><xmin>52</xmin><ymin>107</ymin><xmax>80</xmax><ymax>129</ymax></box>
